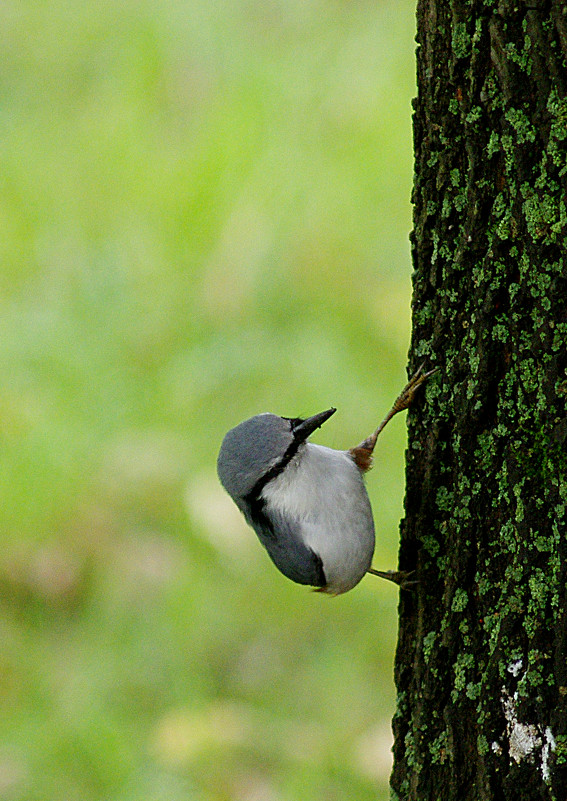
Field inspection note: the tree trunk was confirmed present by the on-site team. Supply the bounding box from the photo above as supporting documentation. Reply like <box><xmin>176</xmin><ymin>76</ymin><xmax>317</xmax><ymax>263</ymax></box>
<box><xmin>391</xmin><ymin>1</ymin><xmax>567</xmax><ymax>799</ymax></box>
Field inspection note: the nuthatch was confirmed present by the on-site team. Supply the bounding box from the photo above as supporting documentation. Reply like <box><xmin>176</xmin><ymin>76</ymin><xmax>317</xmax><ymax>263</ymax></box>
<box><xmin>217</xmin><ymin>365</ymin><xmax>436</xmax><ymax>595</ymax></box>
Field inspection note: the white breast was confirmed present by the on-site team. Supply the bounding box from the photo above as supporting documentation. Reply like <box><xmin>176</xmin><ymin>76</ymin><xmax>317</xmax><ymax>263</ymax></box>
<box><xmin>261</xmin><ymin>443</ymin><xmax>375</xmax><ymax>594</ymax></box>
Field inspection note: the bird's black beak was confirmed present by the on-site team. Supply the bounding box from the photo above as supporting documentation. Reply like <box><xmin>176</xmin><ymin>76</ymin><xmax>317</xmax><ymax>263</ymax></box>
<box><xmin>292</xmin><ymin>408</ymin><xmax>336</xmax><ymax>442</ymax></box>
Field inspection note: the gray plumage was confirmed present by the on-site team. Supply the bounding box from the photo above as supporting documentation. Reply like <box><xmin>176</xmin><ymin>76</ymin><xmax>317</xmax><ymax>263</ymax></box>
<box><xmin>217</xmin><ymin>410</ymin><xmax>375</xmax><ymax>595</ymax></box>
<box><xmin>216</xmin><ymin>414</ymin><xmax>292</xmax><ymax>500</ymax></box>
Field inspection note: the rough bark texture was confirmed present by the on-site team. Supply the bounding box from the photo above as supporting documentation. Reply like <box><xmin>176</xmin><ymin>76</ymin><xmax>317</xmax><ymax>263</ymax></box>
<box><xmin>391</xmin><ymin>1</ymin><xmax>567</xmax><ymax>799</ymax></box>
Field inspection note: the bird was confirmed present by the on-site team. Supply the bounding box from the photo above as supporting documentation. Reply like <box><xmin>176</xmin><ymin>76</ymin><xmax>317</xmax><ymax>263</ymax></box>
<box><xmin>217</xmin><ymin>364</ymin><xmax>436</xmax><ymax>595</ymax></box>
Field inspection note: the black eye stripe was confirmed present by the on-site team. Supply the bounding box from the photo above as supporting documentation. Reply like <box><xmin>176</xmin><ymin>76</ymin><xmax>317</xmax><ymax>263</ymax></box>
<box><xmin>281</xmin><ymin>416</ymin><xmax>304</xmax><ymax>429</ymax></box>
<box><xmin>245</xmin><ymin>436</ymin><xmax>302</xmax><ymax>502</ymax></box>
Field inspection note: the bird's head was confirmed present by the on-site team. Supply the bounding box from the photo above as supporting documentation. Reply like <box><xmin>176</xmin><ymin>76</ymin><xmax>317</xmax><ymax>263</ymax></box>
<box><xmin>217</xmin><ymin>408</ymin><xmax>336</xmax><ymax>500</ymax></box>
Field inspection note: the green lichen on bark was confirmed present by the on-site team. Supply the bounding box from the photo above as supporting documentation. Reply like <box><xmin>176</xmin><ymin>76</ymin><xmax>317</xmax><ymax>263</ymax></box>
<box><xmin>391</xmin><ymin>1</ymin><xmax>567</xmax><ymax>799</ymax></box>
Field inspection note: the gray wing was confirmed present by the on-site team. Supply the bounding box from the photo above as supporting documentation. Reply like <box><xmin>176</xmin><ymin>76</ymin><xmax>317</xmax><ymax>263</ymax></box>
<box><xmin>244</xmin><ymin>501</ymin><xmax>326</xmax><ymax>588</ymax></box>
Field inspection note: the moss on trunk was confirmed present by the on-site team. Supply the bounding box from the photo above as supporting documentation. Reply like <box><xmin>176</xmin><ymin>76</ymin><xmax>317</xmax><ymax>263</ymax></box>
<box><xmin>391</xmin><ymin>1</ymin><xmax>567</xmax><ymax>799</ymax></box>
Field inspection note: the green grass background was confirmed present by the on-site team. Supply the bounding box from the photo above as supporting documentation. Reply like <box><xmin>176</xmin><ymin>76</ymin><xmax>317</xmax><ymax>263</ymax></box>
<box><xmin>0</xmin><ymin>1</ymin><xmax>417</xmax><ymax>798</ymax></box>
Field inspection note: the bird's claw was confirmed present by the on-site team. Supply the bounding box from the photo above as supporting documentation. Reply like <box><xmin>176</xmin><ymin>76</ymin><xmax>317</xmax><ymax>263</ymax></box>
<box><xmin>392</xmin><ymin>362</ymin><xmax>439</xmax><ymax>415</ymax></box>
<box><xmin>367</xmin><ymin>568</ymin><xmax>417</xmax><ymax>590</ymax></box>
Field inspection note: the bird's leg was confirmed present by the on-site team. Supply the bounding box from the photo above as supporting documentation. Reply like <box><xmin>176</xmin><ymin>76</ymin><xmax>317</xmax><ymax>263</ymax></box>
<box><xmin>367</xmin><ymin>568</ymin><xmax>417</xmax><ymax>590</ymax></box>
<box><xmin>361</xmin><ymin>362</ymin><xmax>438</xmax><ymax>451</ymax></box>
<box><xmin>349</xmin><ymin>362</ymin><xmax>438</xmax><ymax>471</ymax></box>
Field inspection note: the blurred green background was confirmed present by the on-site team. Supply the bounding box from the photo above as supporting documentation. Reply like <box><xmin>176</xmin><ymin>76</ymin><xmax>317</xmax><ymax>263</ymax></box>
<box><xmin>0</xmin><ymin>1</ymin><xmax>417</xmax><ymax>799</ymax></box>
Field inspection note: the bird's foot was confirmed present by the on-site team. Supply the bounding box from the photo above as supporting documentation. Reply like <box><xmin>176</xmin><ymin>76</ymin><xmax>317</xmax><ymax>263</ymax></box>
<box><xmin>350</xmin><ymin>362</ymin><xmax>438</xmax><ymax>469</ymax></box>
<box><xmin>389</xmin><ymin>362</ymin><xmax>438</xmax><ymax>416</ymax></box>
<box><xmin>367</xmin><ymin>568</ymin><xmax>417</xmax><ymax>590</ymax></box>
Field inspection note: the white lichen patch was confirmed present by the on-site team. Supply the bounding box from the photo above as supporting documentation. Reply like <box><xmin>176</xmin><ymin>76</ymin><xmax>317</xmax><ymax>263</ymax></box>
<box><xmin>501</xmin><ymin>688</ymin><xmax>541</xmax><ymax>763</ymax></box>
<box><xmin>500</xmin><ymin>659</ymin><xmax>555</xmax><ymax>783</ymax></box>
<box><xmin>541</xmin><ymin>727</ymin><xmax>556</xmax><ymax>782</ymax></box>
<box><xmin>507</xmin><ymin>658</ymin><xmax>523</xmax><ymax>678</ymax></box>
<box><xmin>500</xmin><ymin>685</ymin><xmax>556</xmax><ymax>783</ymax></box>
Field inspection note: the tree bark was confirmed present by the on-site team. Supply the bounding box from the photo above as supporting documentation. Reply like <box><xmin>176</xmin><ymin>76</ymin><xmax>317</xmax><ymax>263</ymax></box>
<box><xmin>391</xmin><ymin>1</ymin><xmax>567</xmax><ymax>799</ymax></box>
